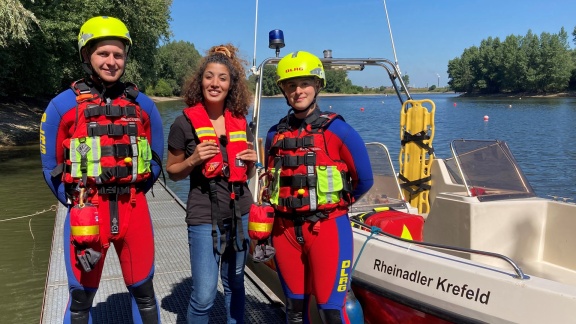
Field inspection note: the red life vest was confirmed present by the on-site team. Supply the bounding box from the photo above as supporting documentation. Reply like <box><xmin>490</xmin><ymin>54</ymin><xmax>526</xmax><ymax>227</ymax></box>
<box><xmin>267</xmin><ymin>112</ymin><xmax>352</xmax><ymax>217</ymax></box>
<box><xmin>62</xmin><ymin>80</ymin><xmax>152</xmax><ymax>186</ymax></box>
<box><xmin>183</xmin><ymin>103</ymin><xmax>248</xmax><ymax>183</ymax></box>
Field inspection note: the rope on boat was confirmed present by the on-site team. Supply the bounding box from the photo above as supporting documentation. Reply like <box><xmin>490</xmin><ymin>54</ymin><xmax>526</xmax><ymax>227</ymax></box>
<box><xmin>351</xmin><ymin>226</ymin><xmax>383</xmax><ymax>279</ymax></box>
<box><xmin>0</xmin><ymin>204</ymin><xmax>58</xmax><ymax>222</ymax></box>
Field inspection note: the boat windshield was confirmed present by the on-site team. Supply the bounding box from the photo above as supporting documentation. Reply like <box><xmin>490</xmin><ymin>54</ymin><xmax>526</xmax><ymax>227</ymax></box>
<box><xmin>445</xmin><ymin>140</ymin><xmax>536</xmax><ymax>201</ymax></box>
<box><xmin>350</xmin><ymin>142</ymin><xmax>408</xmax><ymax>214</ymax></box>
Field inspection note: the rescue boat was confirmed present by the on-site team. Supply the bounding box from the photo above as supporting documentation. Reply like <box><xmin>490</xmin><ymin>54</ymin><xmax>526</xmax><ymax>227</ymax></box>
<box><xmin>246</xmin><ymin>36</ymin><xmax>576</xmax><ymax>324</ymax></box>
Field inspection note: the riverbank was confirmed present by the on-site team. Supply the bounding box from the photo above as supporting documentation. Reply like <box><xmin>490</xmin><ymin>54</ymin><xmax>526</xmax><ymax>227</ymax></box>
<box><xmin>2</xmin><ymin>91</ymin><xmax>574</xmax><ymax>148</ymax></box>
<box><xmin>0</xmin><ymin>96</ymin><xmax>181</xmax><ymax>148</ymax></box>
<box><xmin>0</xmin><ymin>97</ymin><xmax>47</xmax><ymax>148</ymax></box>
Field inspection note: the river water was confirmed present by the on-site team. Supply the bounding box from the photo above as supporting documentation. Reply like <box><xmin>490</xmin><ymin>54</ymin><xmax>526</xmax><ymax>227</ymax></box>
<box><xmin>2</xmin><ymin>93</ymin><xmax>575</xmax><ymax>323</ymax></box>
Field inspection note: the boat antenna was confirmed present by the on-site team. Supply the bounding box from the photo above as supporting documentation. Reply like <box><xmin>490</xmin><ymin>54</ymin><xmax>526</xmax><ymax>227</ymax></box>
<box><xmin>382</xmin><ymin>0</ymin><xmax>401</xmax><ymax>74</ymax></box>
<box><xmin>251</xmin><ymin>0</ymin><xmax>259</xmax><ymax>75</ymax></box>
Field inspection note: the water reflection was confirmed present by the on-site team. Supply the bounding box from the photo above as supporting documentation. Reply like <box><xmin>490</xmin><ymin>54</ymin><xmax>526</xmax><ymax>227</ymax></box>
<box><xmin>0</xmin><ymin>146</ymin><xmax>55</xmax><ymax>324</ymax></box>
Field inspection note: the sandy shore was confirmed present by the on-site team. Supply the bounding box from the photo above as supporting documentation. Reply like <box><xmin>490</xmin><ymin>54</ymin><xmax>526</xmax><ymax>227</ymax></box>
<box><xmin>149</xmin><ymin>96</ymin><xmax>182</xmax><ymax>103</ymax></box>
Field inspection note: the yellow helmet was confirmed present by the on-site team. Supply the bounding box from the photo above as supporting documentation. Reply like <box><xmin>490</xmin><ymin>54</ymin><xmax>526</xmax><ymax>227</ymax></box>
<box><xmin>77</xmin><ymin>16</ymin><xmax>132</xmax><ymax>61</ymax></box>
<box><xmin>276</xmin><ymin>51</ymin><xmax>326</xmax><ymax>87</ymax></box>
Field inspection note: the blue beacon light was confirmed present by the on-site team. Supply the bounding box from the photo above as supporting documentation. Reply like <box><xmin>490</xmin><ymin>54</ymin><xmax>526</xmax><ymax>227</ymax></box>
<box><xmin>268</xmin><ymin>29</ymin><xmax>285</xmax><ymax>57</ymax></box>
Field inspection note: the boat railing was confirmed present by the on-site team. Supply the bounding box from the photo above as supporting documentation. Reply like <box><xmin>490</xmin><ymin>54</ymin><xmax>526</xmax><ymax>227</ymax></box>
<box><xmin>350</xmin><ymin>218</ymin><xmax>527</xmax><ymax>280</ymax></box>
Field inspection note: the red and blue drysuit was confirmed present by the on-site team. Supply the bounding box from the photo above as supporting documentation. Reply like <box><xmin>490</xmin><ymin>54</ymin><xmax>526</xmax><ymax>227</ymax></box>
<box><xmin>265</xmin><ymin>109</ymin><xmax>373</xmax><ymax>323</ymax></box>
<box><xmin>40</xmin><ymin>80</ymin><xmax>164</xmax><ymax>323</ymax></box>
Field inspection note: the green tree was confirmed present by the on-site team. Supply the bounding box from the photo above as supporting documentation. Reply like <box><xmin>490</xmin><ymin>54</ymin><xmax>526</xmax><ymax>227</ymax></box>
<box><xmin>149</xmin><ymin>79</ymin><xmax>173</xmax><ymax>97</ymax></box>
<box><xmin>156</xmin><ymin>40</ymin><xmax>201</xmax><ymax>95</ymax></box>
<box><xmin>0</xmin><ymin>0</ymin><xmax>171</xmax><ymax>97</ymax></box>
<box><xmin>499</xmin><ymin>34</ymin><xmax>526</xmax><ymax>92</ymax></box>
<box><xmin>538</xmin><ymin>28</ymin><xmax>572</xmax><ymax>92</ymax></box>
<box><xmin>520</xmin><ymin>30</ymin><xmax>541</xmax><ymax>92</ymax></box>
<box><xmin>0</xmin><ymin>0</ymin><xmax>40</xmax><ymax>47</ymax></box>
<box><xmin>447</xmin><ymin>28</ymin><xmax>574</xmax><ymax>94</ymax></box>
<box><xmin>476</xmin><ymin>37</ymin><xmax>502</xmax><ymax>93</ymax></box>
<box><xmin>447</xmin><ymin>46</ymin><xmax>478</xmax><ymax>92</ymax></box>
<box><xmin>260</xmin><ymin>65</ymin><xmax>281</xmax><ymax>96</ymax></box>
<box><xmin>324</xmin><ymin>70</ymin><xmax>350</xmax><ymax>93</ymax></box>
<box><xmin>401</xmin><ymin>73</ymin><xmax>410</xmax><ymax>89</ymax></box>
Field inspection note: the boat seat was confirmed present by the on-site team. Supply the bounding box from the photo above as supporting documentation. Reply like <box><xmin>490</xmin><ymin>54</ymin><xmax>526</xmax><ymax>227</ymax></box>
<box><xmin>354</xmin><ymin>209</ymin><xmax>425</xmax><ymax>241</ymax></box>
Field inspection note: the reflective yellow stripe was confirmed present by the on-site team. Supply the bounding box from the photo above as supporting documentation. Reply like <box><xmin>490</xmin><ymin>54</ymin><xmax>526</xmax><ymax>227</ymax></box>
<box><xmin>70</xmin><ymin>137</ymin><xmax>101</xmax><ymax>178</ymax></box>
<box><xmin>248</xmin><ymin>222</ymin><xmax>273</xmax><ymax>233</ymax></box>
<box><xmin>316</xmin><ymin>166</ymin><xmax>343</xmax><ymax>205</ymax></box>
<box><xmin>137</xmin><ymin>137</ymin><xmax>151</xmax><ymax>174</ymax></box>
<box><xmin>87</xmin><ymin>137</ymin><xmax>101</xmax><ymax>177</ymax></box>
<box><xmin>229</xmin><ymin>131</ymin><xmax>247</xmax><ymax>142</ymax></box>
<box><xmin>325</xmin><ymin>166</ymin><xmax>335</xmax><ymax>203</ymax></box>
<box><xmin>270</xmin><ymin>168</ymin><xmax>280</xmax><ymax>205</ymax></box>
<box><xmin>70</xmin><ymin>140</ymin><xmax>80</xmax><ymax>177</ymax></box>
<box><xmin>196</xmin><ymin>127</ymin><xmax>216</xmax><ymax>138</ymax></box>
<box><xmin>71</xmin><ymin>225</ymin><xmax>99</xmax><ymax>236</ymax></box>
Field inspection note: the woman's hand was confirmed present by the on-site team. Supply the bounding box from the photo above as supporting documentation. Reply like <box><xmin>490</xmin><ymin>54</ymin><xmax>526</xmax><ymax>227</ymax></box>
<box><xmin>236</xmin><ymin>141</ymin><xmax>257</xmax><ymax>164</ymax></box>
<box><xmin>188</xmin><ymin>140</ymin><xmax>220</xmax><ymax>167</ymax></box>
<box><xmin>167</xmin><ymin>141</ymin><xmax>220</xmax><ymax>182</ymax></box>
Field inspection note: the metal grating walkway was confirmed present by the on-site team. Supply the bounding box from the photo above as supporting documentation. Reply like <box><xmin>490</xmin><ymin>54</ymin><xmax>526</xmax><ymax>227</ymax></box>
<box><xmin>40</xmin><ymin>182</ymin><xmax>285</xmax><ymax>323</ymax></box>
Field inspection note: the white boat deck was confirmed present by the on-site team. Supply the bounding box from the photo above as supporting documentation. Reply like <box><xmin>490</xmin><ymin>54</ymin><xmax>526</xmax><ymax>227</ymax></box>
<box><xmin>40</xmin><ymin>182</ymin><xmax>285</xmax><ymax>323</ymax></box>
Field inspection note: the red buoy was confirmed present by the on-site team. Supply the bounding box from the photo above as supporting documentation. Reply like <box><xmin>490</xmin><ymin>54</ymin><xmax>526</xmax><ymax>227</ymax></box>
<box><xmin>483</xmin><ymin>115</ymin><xmax>489</xmax><ymax>121</ymax></box>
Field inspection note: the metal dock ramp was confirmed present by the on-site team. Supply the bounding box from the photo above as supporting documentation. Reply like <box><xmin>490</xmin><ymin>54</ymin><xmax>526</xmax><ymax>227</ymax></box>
<box><xmin>41</xmin><ymin>182</ymin><xmax>285</xmax><ymax>323</ymax></box>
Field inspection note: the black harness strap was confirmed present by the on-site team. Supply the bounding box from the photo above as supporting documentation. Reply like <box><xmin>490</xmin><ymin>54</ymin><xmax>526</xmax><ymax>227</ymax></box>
<box><xmin>398</xmin><ymin>173</ymin><xmax>432</xmax><ymax>196</ymax></box>
<box><xmin>272</xmin><ymin>136</ymin><xmax>314</xmax><ymax>149</ymax></box>
<box><xmin>231</xmin><ymin>183</ymin><xmax>247</xmax><ymax>252</ymax></box>
<box><xmin>401</xmin><ymin>130</ymin><xmax>434</xmax><ymax>155</ymax></box>
<box><xmin>84</xmin><ymin>104</ymin><xmax>137</xmax><ymax>118</ymax></box>
<box><xmin>109</xmin><ymin>192</ymin><xmax>120</xmax><ymax>234</ymax></box>
<box><xmin>87</xmin><ymin>123</ymin><xmax>138</xmax><ymax>137</ymax></box>
<box><xmin>277</xmin><ymin>211</ymin><xmax>328</xmax><ymax>245</ymax></box>
<box><xmin>208</xmin><ymin>180</ymin><xmax>228</xmax><ymax>255</ymax></box>
<box><xmin>293</xmin><ymin>215</ymin><xmax>305</xmax><ymax>245</ymax></box>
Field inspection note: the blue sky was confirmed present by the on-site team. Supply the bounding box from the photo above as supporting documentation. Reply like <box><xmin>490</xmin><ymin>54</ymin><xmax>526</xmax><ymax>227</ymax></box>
<box><xmin>169</xmin><ymin>0</ymin><xmax>575</xmax><ymax>88</ymax></box>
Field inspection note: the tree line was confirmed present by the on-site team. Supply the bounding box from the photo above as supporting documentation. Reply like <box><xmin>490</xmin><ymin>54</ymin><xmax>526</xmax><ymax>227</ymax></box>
<box><xmin>447</xmin><ymin>28</ymin><xmax>576</xmax><ymax>94</ymax></box>
<box><xmin>4</xmin><ymin>1</ymin><xmax>575</xmax><ymax>99</ymax></box>
<box><xmin>0</xmin><ymin>0</ymin><xmax>387</xmax><ymax>99</ymax></box>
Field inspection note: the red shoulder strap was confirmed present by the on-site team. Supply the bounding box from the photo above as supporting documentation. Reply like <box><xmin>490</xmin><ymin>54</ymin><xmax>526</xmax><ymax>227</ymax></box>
<box><xmin>224</xmin><ymin>109</ymin><xmax>248</xmax><ymax>183</ymax></box>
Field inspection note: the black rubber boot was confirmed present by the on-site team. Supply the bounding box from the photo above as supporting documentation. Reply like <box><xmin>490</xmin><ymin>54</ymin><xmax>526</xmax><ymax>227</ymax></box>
<box><xmin>128</xmin><ymin>278</ymin><xmax>159</xmax><ymax>323</ymax></box>
<box><xmin>319</xmin><ymin>309</ymin><xmax>344</xmax><ymax>324</ymax></box>
<box><xmin>285</xmin><ymin>298</ymin><xmax>304</xmax><ymax>324</ymax></box>
<box><xmin>69</xmin><ymin>288</ymin><xmax>97</xmax><ymax>323</ymax></box>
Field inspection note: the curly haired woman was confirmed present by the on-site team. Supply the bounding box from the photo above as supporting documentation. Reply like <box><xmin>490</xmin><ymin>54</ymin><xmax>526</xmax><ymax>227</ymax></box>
<box><xmin>166</xmin><ymin>44</ymin><xmax>257</xmax><ymax>324</ymax></box>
